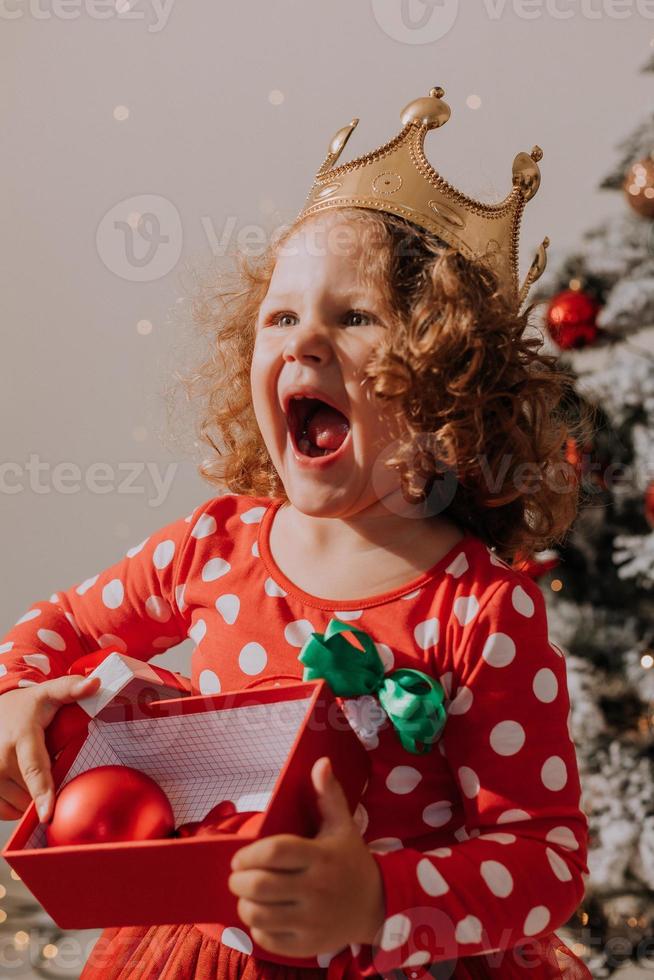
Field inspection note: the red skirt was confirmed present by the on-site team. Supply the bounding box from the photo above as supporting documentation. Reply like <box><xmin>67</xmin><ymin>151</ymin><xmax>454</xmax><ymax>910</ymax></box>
<box><xmin>79</xmin><ymin>924</ymin><xmax>592</xmax><ymax>979</ymax></box>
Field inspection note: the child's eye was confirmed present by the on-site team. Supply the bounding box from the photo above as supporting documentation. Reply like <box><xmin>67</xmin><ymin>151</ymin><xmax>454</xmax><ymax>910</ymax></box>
<box><xmin>265</xmin><ymin>310</ymin><xmax>377</xmax><ymax>328</ymax></box>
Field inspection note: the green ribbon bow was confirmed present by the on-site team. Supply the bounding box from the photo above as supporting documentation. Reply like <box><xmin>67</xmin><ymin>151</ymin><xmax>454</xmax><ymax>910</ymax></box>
<box><xmin>298</xmin><ymin>617</ymin><xmax>447</xmax><ymax>754</ymax></box>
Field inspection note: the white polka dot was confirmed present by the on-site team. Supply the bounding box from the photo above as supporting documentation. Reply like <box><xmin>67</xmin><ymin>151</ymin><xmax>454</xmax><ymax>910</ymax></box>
<box><xmin>512</xmin><ymin>585</ymin><xmax>534</xmax><ymax>617</ymax></box>
<box><xmin>545</xmin><ymin>826</ymin><xmax>578</xmax><ymax>851</ymax></box>
<box><xmin>447</xmin><ymin>686</ymin><xmax>473</xmax><ymax>715</ymax></box>
<box><xmin>523</xmin><ymin>906</ymin><xmax>550</xmax><ymax>936</ymax></box>
<box><xmin>401</xmin><ymin>588</ymin><xmax>421</xmax><ymax>600</ymax></box>
<box><xmin>453</xmin><ymin>594</ymin><xmax>479</xmax><ymax>626</ymax></box>
<box><xmin>490</xmin><ymin>720</ymin><xmax>525</xmax><ymax>756</ymax></box>
<box><xmin>251</xmin><ymin>540</ymin><xmax>260</xmax><ymax>558</ymax></box>
<box><xmin>541</xmin><ymin>756</ymin><xmax>567</xmax><ymax>791</ymax></box>
<box><xmin>16</xmin><ymin>608</ymin><xmax>42</xmax><ymax>624</ymax></box>
<box><xmin>202</xmin><ymin>557</ymin><xmax>231</xmax><ymax>582</ymax></box>
<box><xmin>482</xmin><ymin>632</ymin><xmax>516</xmax><ymax>668</ymax></box>
<box><xmin>458</xmin><ymin>766</ymin><xmax>480</xmax><ymax>798</ymax></box>
<box><xmin>22</xmin><ymin>653</ymin><xmax>51</xmax><ymax>675</ymax></box>
<box><xmin>333</xmin><ymin>609</ymin><xmax>363</xmax><ymax>621</ymax></box>
<box><xmin>188</xmin><ymin>619</ymin><xmax>207</xmax><ymax>645</ymax></box>
<box><xmin>220</xmin><ymin>926</ymin><xmax>253</xmax><ymax>954</ymax></box>
<box><xmin>240</xmin><ymin>506</ymin><xmax>265</xmax><ymax>525</ymax></box>
<box><xmin>422</xmin><ymin>801</ymin><xmax>452</xmax><ymax>827</ymax></box>
<box><xmin>126</xmin><ymin>538</ymin><xmax>148</xmax><ymax>558</ymax></box>
<box><xmin>0</xmin><ymin>664</ymin><xmax>6</xmax><ymax>677</ymax></box>
<box><xmin>152</xmin><ymin>636</ymin><xmax>180</xmax><ymax>650</ymax></box>
<box><xmin>239</xmin><ymin>641</ymin><xmax>267</xmax><ymax>675</ymax></box>
<box><xmin>401</xmin><ymin>950</ymin><xmax>431</xmax><ymax>968</ymax></box>
<box><xmin>264</xmin><ymin>576</ymin><xmax>287</xmax><ymax>597</ymax></box>
<box><xmin>424</xmin><ymin>846</ymin><xmax>452</xmax><ymax>857</ymax></box>
<box><xmin>353</xmin><ymin>804</ymin><xmax>368</xmax><ymax>835</ymax></box>
<box><xmin>446</xmin><ymin>552</ymin><xmax>468</xmax><ymax>578</ymax></box>
<box><xmin>455</xmin><ymin>915</ymin><xmax>483</xmax><ymax>945</ymax></box>
<box><xmin>49</xmin><ymin>593</ymin><xmax>59</xmax><ymax>603</ymax></box>
<box><xmin>199</xmin><ymin>669</ymin><xmax>221</xmax><ymax>695</ymax></box>
<box><xmin>98</xmin><ymin>633</ymin><xmax>127</xmax><ymax>652</ymax></box>
<box><xmin>546</xmin><ymin>847</ymin><xmax>572</xmax><ymax>881</ymax></box>
<box><xmin>417</xmin><ymin>858</ymin><xmax>449</xmax><ymax>896</ymax></box>
<box><xmin>175</xmin><ymin>584</ymin><xmax>187</xmax><ymax>612</ymax></box>
<box><xmin>216</xmin><ymin>594</ymin><xmax>240</xmax><ymax>625</ymax></box>
<box><xmin>479</xmin><ymin>833</ymin><xmax>516</xmax><ymax>844</ymax></box>
<box><xmin>368</xmin><ymin>837</ymin><xmax>403</xmax><ymax>852</ymax></box>
<box><xmin>380</xmin><ymin>913</ymin><xmax>411</xmax><ymax>951</ymax></box>
<box><xmin>533</xmin><ymin>668</ymin><xmax>558</xmax><ymax>703</ymax></box>
<box><xmin>0</xmin><ymin>642</ymin><xmax>14</xmax><ymax>655</ymax></box>
<box><xmin>454</xmin><ymin>825</ymin><xmax>469</xmax><ymax>841</ymax></box>
<box><xmin>102</xmin><ymin>579</ymin><xmax>124</xmax><ymax>610</ymax></box>
<box><xmin>191</xmin><ymin>514</ymin><xmax>216</xmax><ymax>539</ymax></box>
<box><xmin>284</xmin><ymin>619</ymin><xmax>315</xmax><ymax>647</ymax></box>
<box><xmin>488</xmin><ymin>549</ymin><xmax>511</xmax><ymax>568</ymax></box>
<box><xmin>76</xmin><ymin>576</ymin><xmax>98</xmax><ymax>596</ymax></box>
<box><xmin>145</xmin><ymin>596</ymin><xmax>172</xmax><ymax>622</ymax></box>
<box><xmin>497</xmin><ymin>809</ymin><xmax>530</xmax><ymax>824</ymax></box>
<box><xmin>480</xmin><ymin>860</ymin><xmax>513</xmax><ymax>897</ymax></box>
<box><xmin>386</xmin><ymin>766</ymin><xmax>422</xmax><ymax>795</ymax></box>
<box><xmin>375</xmin><ymin>642</ymin><xmax>394</xmax><ymax>672</ymax></box>
<box><xmin>153</xmin><ymin>540</ymin><xmax>175</xmax><ymax>570</ymax></box>
<box><xmin>413</xmin><ymin>618</ymin><xmax>439</xmax><ymax>650</ymax></box>
<box><xmin>317</xmin><ymin>950</ymin><xmax>344</xmax><ymax>968</ymax></box>
<box><xmin>65</xmin><ymin>612</ymin><xmax>81</xmax><ymax>636</ymax></box>
<box><xmin>439</xmin><ymin>671</ymin><xmax>452</xmax><ymax>698</ymax></box>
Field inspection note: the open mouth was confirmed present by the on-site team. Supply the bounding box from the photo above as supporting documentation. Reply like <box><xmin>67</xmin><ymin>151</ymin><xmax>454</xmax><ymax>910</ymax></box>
<box><xmin>286</xmin><ymin>396</ymin><xmax>350</xmax><ymax>458</ymax></box>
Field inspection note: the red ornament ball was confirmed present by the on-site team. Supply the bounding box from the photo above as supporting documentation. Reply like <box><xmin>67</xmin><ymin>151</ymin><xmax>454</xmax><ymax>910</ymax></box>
<box><xmin>45</xmin><ymin>765</ymin><xmax>175</xmax><ymax>847</ymax></box>
<box><xmin>645</xmin><ymin>480</ymin><xmax>654</xmax><ymax>529</ymax></box>
<box><xmin>545</xmin><ymin>289</ymin><xmax>599</xmax><ymax>350</ymax></box>
<box><xmin>623</xmin><ymin>157</ymin><xmax>654</xmax><ymax>220</ymax></box>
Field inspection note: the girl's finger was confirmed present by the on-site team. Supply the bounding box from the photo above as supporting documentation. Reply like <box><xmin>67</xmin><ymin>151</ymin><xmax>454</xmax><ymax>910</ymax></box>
<box><xmin>0</xmin><ymin>777</ymin><xmax>31</xmax><ymax>813</ymax></box>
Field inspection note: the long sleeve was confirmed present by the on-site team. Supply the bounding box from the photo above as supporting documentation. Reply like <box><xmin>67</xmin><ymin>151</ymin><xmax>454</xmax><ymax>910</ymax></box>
<box><xmin>0</xmin><ymin>497</ymin><xmax>216</xmax><ymax>696</ymax></box>
<box><xmin>351</xmin><ymin>577</ymin><xmax>590</xmax><ymax>975</ymax></box>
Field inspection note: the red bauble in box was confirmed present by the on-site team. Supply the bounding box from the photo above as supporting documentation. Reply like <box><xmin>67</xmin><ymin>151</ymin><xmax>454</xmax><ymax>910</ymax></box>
<box><xmin>45</xmin><ymin>766</ymin><xmax>175</xmax><ymax>847</ymax></box>
<box><xmin>545</xmin><ymin>288</ymin><xmax>600</xmax><ymax>350</ymax></box>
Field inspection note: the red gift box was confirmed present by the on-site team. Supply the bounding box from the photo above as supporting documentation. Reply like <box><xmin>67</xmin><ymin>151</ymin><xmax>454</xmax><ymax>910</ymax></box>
<box><xmin>2</xmin><ymin>666</ymin><xmax>370</xmax><ymax>930</ymax></box>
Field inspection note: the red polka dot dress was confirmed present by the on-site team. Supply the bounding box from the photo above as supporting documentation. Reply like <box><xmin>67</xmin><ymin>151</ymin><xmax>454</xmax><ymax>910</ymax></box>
<box><xmin>0</xmin><ymin>493</ymin><xmax>592</xmax><ymax>979</ymax></box>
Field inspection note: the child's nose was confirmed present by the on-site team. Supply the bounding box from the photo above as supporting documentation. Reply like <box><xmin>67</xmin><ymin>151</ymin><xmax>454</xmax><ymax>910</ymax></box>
<box><xmin>282</xmin><ymin>322</ymin><xmax>333</xmax><ymax>364</ymax></box>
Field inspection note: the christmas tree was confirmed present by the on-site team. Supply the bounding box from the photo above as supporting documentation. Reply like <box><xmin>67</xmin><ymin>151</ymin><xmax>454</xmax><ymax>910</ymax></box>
<box><xmin>524</xmin><ymin>54</ymin><xmax>654</xmax><ymax>979</ymax></box>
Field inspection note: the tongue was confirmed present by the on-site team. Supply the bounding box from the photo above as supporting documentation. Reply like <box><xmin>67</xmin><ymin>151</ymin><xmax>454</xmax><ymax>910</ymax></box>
<box><xmin>306</xmin><ymin>405</ymin><xmax>349</xmax><ymax>451</ymax></box>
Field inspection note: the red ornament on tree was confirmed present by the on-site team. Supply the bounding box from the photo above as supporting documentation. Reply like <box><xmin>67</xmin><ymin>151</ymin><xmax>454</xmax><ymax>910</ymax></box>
<box><xmin>45</xmin><ymin>766</ymin><xmax>175</xmax><ymax>847</ymax></box>
<box><xmin>645</xmin><ymin>479</ymin><xmax>654</xmax><ymax>529</ymax></box>
<box><xmin>545</xmin><ymin>288</ymin><xmax>600</xmax><ymax>350</ymax></box>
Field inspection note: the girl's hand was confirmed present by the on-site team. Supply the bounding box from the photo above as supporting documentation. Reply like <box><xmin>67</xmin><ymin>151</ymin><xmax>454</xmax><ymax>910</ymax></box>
<box><xmin>0</xmin><ymin>674</ymin><xmax>101</xmax><ymax>823</ymax></box>
<box><xmin>228</xmin><ymin>756</ymin><xmax>385</xmax><ymax>959</ymax></box>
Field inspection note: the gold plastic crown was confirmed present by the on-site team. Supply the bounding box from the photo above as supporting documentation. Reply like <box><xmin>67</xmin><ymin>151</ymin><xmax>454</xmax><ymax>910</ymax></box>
<box><xmin>293</xmin><ymin>87</ymin><xmax>549</xmax><ymax>313</ymax></box>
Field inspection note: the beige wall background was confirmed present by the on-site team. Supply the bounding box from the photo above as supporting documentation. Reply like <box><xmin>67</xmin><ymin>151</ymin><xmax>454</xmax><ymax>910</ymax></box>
<box><xmin>1</xmin><ymin>2</ymin><xmax>652</xmax><ymax>688</ymax></box>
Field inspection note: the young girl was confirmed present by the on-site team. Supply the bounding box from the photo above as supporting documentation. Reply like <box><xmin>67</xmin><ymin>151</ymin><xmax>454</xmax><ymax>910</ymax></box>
<box><xmin>0</xmin><ymin>90</ymin><xmax>594</xmax><ymax>979</ymax></box>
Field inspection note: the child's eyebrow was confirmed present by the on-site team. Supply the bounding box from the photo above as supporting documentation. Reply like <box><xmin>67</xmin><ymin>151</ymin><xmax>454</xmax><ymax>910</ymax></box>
<box><xmin>260</xmin><ymin>291</ymin><xmax>379</xmax><ymax>307</ymax></box>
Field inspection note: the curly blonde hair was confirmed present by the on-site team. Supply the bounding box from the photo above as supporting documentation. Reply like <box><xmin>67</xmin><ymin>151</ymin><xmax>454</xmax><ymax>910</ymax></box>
<box><xmin>163</xmin><ymin>207</ymin><xmax>596</xmax><ymax>562</ymax></box>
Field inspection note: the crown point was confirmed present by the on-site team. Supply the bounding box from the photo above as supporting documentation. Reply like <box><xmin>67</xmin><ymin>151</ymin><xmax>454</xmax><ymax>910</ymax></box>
<box><xmin>543</xmin><ymin>236</ymin><xmax>550</xmax><ymax>247</ymax></box>
<box><xmin>401</xmin><ymin>92</ymin><xmax>451</xmax><ymax>129</ymax></box>
<box><xmin>429</xmin><ymin>86</ymin><xmax>445</xmax><ymax>99</ymax></box>
<box><xmin>530</xmin><ymin>145</ymin><xmax>544</xmax><ymax>163</ymax></box>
